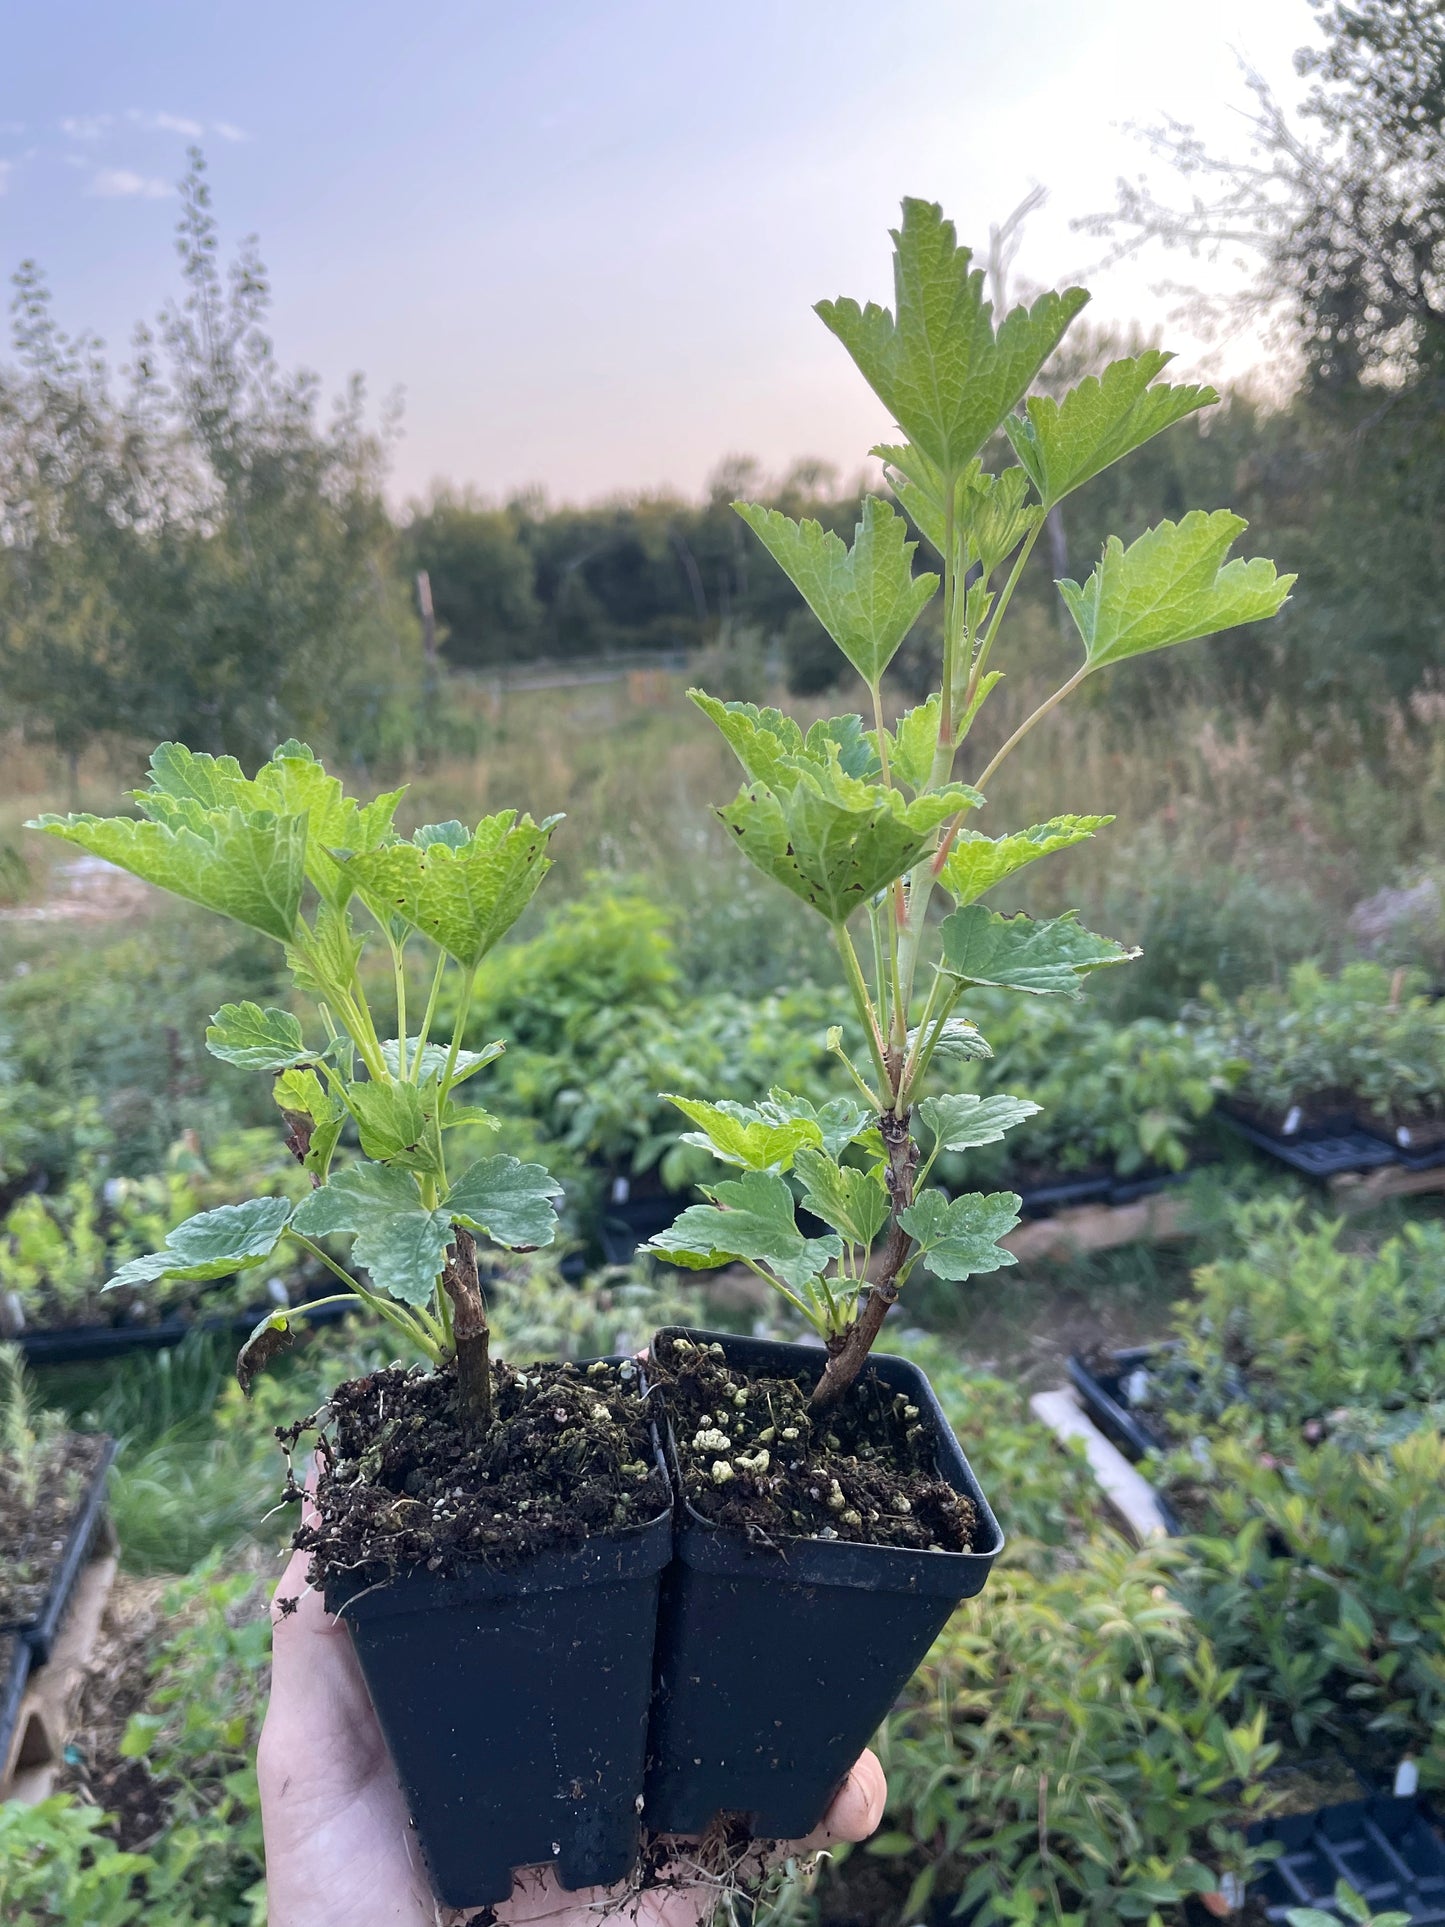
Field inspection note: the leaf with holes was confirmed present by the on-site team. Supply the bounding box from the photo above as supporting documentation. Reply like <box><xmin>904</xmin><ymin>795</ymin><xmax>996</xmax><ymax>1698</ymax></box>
<box><xmin>337</xmin><ymin>811</ymin><xmax>563</xmax><ymax>966</ymax></box>
<box><xmin>720</xmin><ymin>770</ymin><xmax>980</xmax><ymax>924</ymax></box>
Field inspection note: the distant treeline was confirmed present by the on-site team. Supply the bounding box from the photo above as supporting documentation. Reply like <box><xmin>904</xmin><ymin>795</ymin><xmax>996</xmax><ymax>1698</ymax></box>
<box><xmin>4</xmin><ymin>3</ymin><xmax>1444</xmax><ymax>770</ymax></box>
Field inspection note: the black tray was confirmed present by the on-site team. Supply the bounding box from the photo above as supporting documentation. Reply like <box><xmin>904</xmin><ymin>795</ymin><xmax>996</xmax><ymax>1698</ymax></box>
<box><xmin>1066</xmin><ymin>1346</ymin><xmax>1175</xmax><ymax>1462</ymax></box>
<box><xmin>1357</xmin><ymin>1121</ymin><xmax>1445</xmax><ymax>1173</ymax></box>
<box><xmin>14</xmin><ymin>1282</ymin><xmax>357</xmax><ymax>1366</ymax></box>
<box><xmin>1108</xmin><ymin>1167</ymin><xmax>1194</xmax><ymax>1207</ymax></box>
<box><xmin>0</xmin><ymin>1632</ymin><xmax>30</xmax><ymax>1777</ymax></box>
<box><xmin>0</xmin><ymin>1436</ymin><xmax>116</xmax><ymax>1663</ymax></box>
<box><xmin>1015</xmin><ymin>1173</ymin><xmax>1114</xmax><ymax>1218</ymax></box>
<box><xmin>1247</xmin><ymin>1794</ymin><xmax>1445</xmax><ymax>1922</ymax></box>
<box><xmin>600</xmin><ymin>1187</ymin><xmax>695</xmax><ymax>1268</ymax></box>
<box><xmin>1223</xmin><ymin>1114</ymin><xmax>1399</xmax><ymax>1180</ymax></box>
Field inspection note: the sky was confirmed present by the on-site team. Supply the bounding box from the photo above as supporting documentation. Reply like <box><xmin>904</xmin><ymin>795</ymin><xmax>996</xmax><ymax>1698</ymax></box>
<box><xmin>0</xmin><ymin>0</ymin><xmax>1318</xmax><ymax>508</ymax></box>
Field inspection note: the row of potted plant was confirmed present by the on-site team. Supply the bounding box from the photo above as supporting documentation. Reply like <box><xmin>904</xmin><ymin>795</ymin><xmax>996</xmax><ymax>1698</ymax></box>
<box><xmin>0</xmin><ymin>1128</ymin><xmax>312</xmax><ymax>1340</ymax></box>
<box><xmin>1189</xmin><ymin>961</ymin><xmax>1445</xmax><ymax>1156</ymax></box>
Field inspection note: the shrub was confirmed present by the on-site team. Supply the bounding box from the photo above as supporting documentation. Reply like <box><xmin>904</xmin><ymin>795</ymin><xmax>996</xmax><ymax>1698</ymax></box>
<box><xmin>1189</xmin><ymin>961</ymin><xmax>1445</xmax><ymax>1132</ymax></box>
<box><xmin>864</xmin><ymin>1537</ymin><xmax>1279</xmax><ymax>1925</ymax></box>
<box><xmin>1184</xmin><ymin>1428</ymin><xmax>1445</xmax><ymax>1788</ymax></box>
<box><xmin>1138</xmin><ymin>1201</ymin><xmax>1445</xmax><ymax>1447</ymax></box>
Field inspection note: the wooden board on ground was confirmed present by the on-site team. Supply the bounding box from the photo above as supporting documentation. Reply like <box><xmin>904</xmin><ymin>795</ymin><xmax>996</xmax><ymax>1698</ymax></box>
<box><xmin>1029</xmin><ymin>1386</ymin><xmax>1174</xmax><ymax>1543</ymax></box>
<box><xmin>1328</xmin><ymin>1161</ymin><xmax>1445</xmax><ymax>1210</ymax></box>
<box><xmin>1</xmin><ymin>1520</ymin><xmax>120</xmax><ymax>1804</ymax></box>
<box><xmin>1004</xmin><ymin>1192</ymin><xmax>1193</xmax><ymax>1264</ymax></box>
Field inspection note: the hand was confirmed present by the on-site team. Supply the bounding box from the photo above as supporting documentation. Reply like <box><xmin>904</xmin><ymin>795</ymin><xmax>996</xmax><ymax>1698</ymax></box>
<box><xmin>259</xmin><ymin>1538</ymin><xmax>888</xmax><ymax>1926</ymax></box>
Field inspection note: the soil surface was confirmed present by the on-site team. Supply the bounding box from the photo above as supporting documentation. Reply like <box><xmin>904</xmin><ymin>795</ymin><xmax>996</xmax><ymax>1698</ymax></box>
<box><xmin>289</xmin><ymin>1357</ymin><xmax>669</xmax><ymax>1588</ymax></box>
<box><xmin>0</xmin><ymin>1431</ymin><xmax>107</xmax><ymax>1625</ymax></box>
<box><xmin>652</xmin><ymin>1334</ymin><xmax>977</xmax><ymax>1554</ymax></box>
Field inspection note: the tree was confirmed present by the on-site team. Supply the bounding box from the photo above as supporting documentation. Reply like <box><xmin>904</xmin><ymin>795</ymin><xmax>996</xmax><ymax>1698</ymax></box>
<box><xmin>0</xmin><ymin>154</ymin><xmax>422</xmax><ymax>768</ymax></box>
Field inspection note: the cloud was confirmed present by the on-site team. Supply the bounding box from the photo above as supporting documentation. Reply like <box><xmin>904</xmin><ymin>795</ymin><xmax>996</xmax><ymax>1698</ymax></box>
<box><xmin>90</xmin><ymin>168</ymin><xmax>173</xmax><ymax>199</ymax></box>
<box><xmin>212</xmin><ymin>121</ymin><xmax>249</xmax><ymax>142</ymax></box>
<box><xmin>127</xmin><ymin>108</ymin><xmax>205</xmax><ymax>138</ymax></box>
<box><xmin>60</xmin><ymin>114</ymin><xmax>113</xmax><ymax>140</ymax></box>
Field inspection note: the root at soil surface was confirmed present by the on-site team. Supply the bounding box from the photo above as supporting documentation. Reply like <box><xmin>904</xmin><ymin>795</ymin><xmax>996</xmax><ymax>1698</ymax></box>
<box><xmin>653</xmin><ymin>1336</ymin><xmax>977</xmax><ymax>1553</ymax></box>
<box><xmin>287</xmin><ymin>1357</ymin><xmax>668</xmax><ymax>1587</ymax></box>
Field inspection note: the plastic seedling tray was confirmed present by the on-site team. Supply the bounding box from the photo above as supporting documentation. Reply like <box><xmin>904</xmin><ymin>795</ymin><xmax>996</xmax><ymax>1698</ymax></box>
<box><xmin>14</xmin><ymin>1317</ymin><xmax>190</xmax><ymax>1367</ymax></box>
<box><xmin>1066</xmin><ymin>1345</ymin><xmax>1176</xmax><ymax>1461</ymax></box>
<box><xmin>1108</xmin><ymin>1167</ymin><xmax>1194</xmax><ymax>1207</ymax></box>
<box><xmin>0</xmin><ymin>1437</ymin><xmax>116</xmax><ymax>1663</ymax></box>
<box><xmin>1015</xmin><ymin>1172</ymin><xmax>1114</xmax><ymax>1218</ymax></box>
<box><xmin>1223</xmin><ymin>1114</ymin><xmax>1399</xmax><ymax>1180</ymax></box>
<box><xmin>1247</xmin><ymin>1794</ymin><xmax>1445</xmax><ymax>1922</ymax></box>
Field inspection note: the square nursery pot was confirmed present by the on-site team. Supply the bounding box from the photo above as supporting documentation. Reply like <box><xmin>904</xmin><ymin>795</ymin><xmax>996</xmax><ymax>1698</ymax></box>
<box><xmin>322</xmin><ymin>1381</ymin><xmax>673</xmax><ymax>1910</ymax></box>
<box><xmin>644</xmin><ymin>1327</ymin><xmax>1003</xmax><ymax>1842</ymax></box>
<box><xmin>0</xmin><ymin>1436</ymin><xmax>116</xmax><ymax>1663</ymax></box>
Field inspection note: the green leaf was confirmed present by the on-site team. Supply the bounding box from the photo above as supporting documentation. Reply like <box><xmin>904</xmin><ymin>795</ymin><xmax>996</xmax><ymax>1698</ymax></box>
<box><xmin>287</xmin><ymin>900</ymin><xmax>365</xmax><ymax>998</ymax></box>
<box><xmin>719</xmin><ymin>773</ymin><xmax>981</xmax><ymax>925</ymax></box>
<box><xmin>1059</xmin><ymin>511</ymin><xmax>1295</xmax><ymax>671</ymax></box>
<box><xmin>758</xmin><ymin>1090</ymin><xmax>873</xmax><ymax>1160</ymax></box>
<box><xmin>664</xmin><ymin>1094</ymin><xmax>823</xmax><ymax>1173</ymax></box>
<box><xmin>689</xmin><ymin>694</ymin><xmax>881</xmax><ymax>789</ymax></box>
<box><xmin>916</xmin><ymin>1092</ymin><xmax>1040</xmax><ymax>1151</ymax></box>
<box><xmin>379</xmin><ymin>1037</ymin><xmax>506</xmax><ymax>1085</ymax></box>
<box><xmin>29</xmin><ymin>807</ymin><xmax>306</xmax><ymax>942</ymax></box>
<box><xmin>337</xmin><ymin>811</ymin><xmax>562</xmax><ymax>966</ymax></box>
<box><xmin>106</xmin><ymin>1197</ymin><xmax>294</xmax><ymax>1289</ymax></box>
<box><xmin>939</xmin><ymin>906</ymin><xmax>1138</xmax><ymax>997</ymax></box>
<box><xmin>940</xmin><ymin>815</ymin><xmax>1113</xmax><ymax>906</ymax></box>
<box><xmin>897</xmin><ymin>1188</ymin><xmax>1020</xmax><ymax>1281</ymax></box>
<box><xmin>205</xmin><ymin>1002</ymin><xmax>312</xmax><ymax>1071</ymax></box>
<box><xmin>413</xmin><ymin>819</ymin><xmax>470</xmax><ymax>849</ymax></box>
<box><xmin>734</xmin><ymin>497</ymin><xmax>937</xmax><ymax>690</ymax></box>
<box><xmin>913</xmin><ymin>1014</ymin><xmax>992</xmax><ymax>1061</ymax></box>
<box><xmin>138</xmin><ymin>739</ymin><xmax>405</xmax><ymax>911</ymax></box>
<box><xmin>793</xmin><ymin>1147</ymin><xmax>889</xmax><ymax>1246</ymax></box>
<box><xmin>816</xmin><ymin>197</ymin><xmax>1088</xmax><ymax>474</ymax></box>
<box><xmin>345</xmin><ymin>1080</ymin><xmax>428</xmax><ymax>1164</ymax></box>
<box><xmin>292</xmin><ymin>1162</ymin><xmax>450</xmax><ymax>1306</ymax></box>
<box><xmin>883</xmin><ymin>447</ymin><xmax>1041</xmax><ymax>581</ymax></box>
<box><xmin>1006</xmin><ymin>352</ymin><xmax>1217</xmax><ymax>507</ymax></box>
<box><xmin>881</xmin><ymin>694</ymin><xmax>942</xmax><ymax>792</ymax></box>
<box><xmin>272</xmin><ymin>1067</ymin><xmax>345</xmax><ymax>1176</ymax></box>
<box><xmin>445</xmin><ymin>1155</ymin><xmax>562</xmax><ymax>1249</ymax></box>
<box><xmin>646</xmin><ymin>1171</ymin><xmax>841</xmax><ymax>1289</ymax></box>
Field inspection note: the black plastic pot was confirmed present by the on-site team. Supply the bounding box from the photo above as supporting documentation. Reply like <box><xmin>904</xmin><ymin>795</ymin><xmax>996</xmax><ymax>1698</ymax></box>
<box><xmin>1245</xmin><ymin>1793</ymin><xmax>1445</xmax><ymax>1923</ymax></box>
<box><xmin>644</xmin><ymin>1328</ymin><xmax>1003</xmax><ymax>1841</ymax></box>
<box><xmin>0</xmin><ymin>1437</ymin><xmax>116</xmax><ymax>1663</ymax></box>
<box><xmin>14</xmin><ymin>1317</ymin><xmax>190</xmax><ymax>1366</ymax></box>
<box><xmin>322</xmin><ymin>1382</ymin><xmax>672</xmax><ymax>1909</ymax></box>
<box><xmin>0</xmin><ymin>1633</ymin><xmax>29</xmax><ymax>1780</ymax></box>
